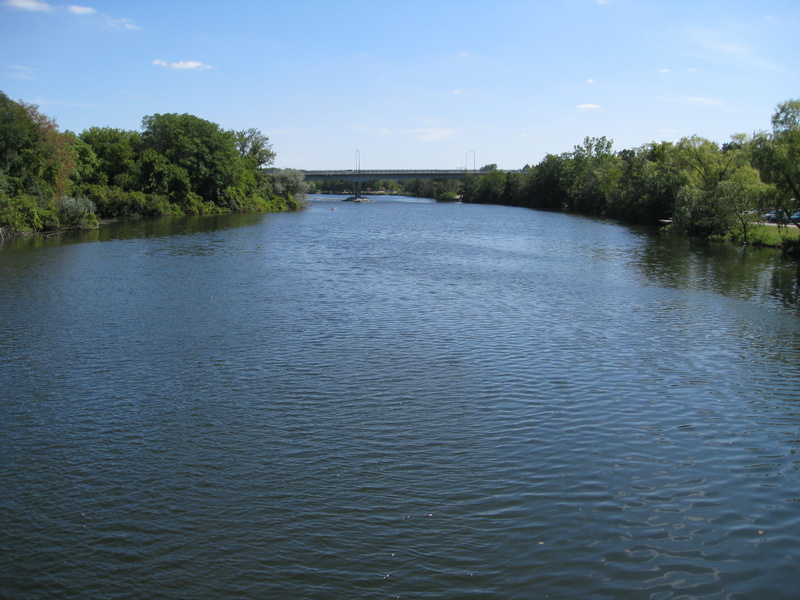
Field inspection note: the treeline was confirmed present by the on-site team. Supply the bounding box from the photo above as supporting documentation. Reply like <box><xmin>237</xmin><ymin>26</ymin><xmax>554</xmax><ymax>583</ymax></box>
<box><xmin>308</xmin><ymin>177</ymin><xmax>462</xmax><ymax>201</ymax></box>
<box><xmin>0</xmin><ymin>91</ymin><xmax>307</xmax><ymax>233</ymax></box>
<box><xmin>461</xmin><ymin>100</ymin><xmax>800</xmax><ymax>247</ymax></box>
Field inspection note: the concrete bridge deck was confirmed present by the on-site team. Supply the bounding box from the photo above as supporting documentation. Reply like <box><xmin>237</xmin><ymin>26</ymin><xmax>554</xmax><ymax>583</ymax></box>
<box><xmin>299</xmin><ymin>169</ymin><xmax>499</xmax><ymax>182</ymax></box>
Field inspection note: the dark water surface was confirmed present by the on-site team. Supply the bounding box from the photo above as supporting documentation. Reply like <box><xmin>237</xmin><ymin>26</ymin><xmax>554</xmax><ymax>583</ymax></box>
<box><xmin>2</xmin><ymin>196</ymin><xmax>799</xmax><ymax>599</ymax></box>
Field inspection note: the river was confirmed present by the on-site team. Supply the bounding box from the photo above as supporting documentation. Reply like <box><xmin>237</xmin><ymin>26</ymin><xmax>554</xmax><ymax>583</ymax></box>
<box><xmin>1</xmin><ymin>195</ymin><xmax>799</xmax><ymax>599</ymax></box>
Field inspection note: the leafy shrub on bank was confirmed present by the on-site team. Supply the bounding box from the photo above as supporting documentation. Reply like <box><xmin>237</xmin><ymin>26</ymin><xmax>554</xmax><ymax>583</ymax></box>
<box><xmin>57</xmin><ymin>195</ymin><xmax>98</xmax><ymax>229</ymax></box>
<box><xmin>79</xmin><ymin>184</ymin><xmax>182</xmax><ymax>218</ymax></box>
<box><xmin>0</xmin><ymin>193</ymin><xmax>42</xmax><ymax>231</ymax></box>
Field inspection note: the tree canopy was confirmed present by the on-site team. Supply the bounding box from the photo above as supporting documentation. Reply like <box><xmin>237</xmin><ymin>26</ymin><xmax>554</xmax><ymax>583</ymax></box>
<box><xmin>0</xmin><ymin>94</ymin><xmax>306</xmax><ymax>232</ymax></box>
<box><xmin>460</xmin><ymin>101</ymin><xmax>800</xmax><ymax>247</ymax></box>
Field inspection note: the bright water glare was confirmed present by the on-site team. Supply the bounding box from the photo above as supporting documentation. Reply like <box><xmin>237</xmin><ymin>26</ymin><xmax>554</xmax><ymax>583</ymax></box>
<box><xmin>1</xmin><ymin>195</ymin><xmax>799</xmax><ymax>599</ymax></box>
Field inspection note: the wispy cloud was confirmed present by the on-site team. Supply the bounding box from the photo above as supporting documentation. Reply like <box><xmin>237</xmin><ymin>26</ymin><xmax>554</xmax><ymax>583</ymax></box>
<box><xmin>348</xmin><ymin>119</ymin><xmax>456</xmax><ymax>142</ymax></box>
<box><xmin>4</xmin><ymin>0</ymin><xmax>53</xmax><ymax>11</ymax></box>
<box><xmin>657</xmin><ymin>94</ymin><xmax>727</xmax><ymax>108</ymax></box>
<box><xmin>413</xmin><ymin>127</ymin><xmax>455</xmax><ymax>142</ymax></box>
<box><xmin>408</xmin><ymin>117</ymin><xmax>456</xmax><ymax>141</ymax></box>
<box><xmin>68</xmin><ymin>5</ymin><xmax>95</xmax><ymax>14</ymax></box>
<box><xmin>4</xmin><ymin>1</ymin><xmax>139</xmax><ymax>28</ymax></box>
<box><xmin>107</xmin><ymin>17</ymin><xmax>138</xmax><ymax>30</ymax></box>
<box><xmin>577</xmin><ymin>103</ymin><xmax>601</xmax><ymax>110</ymax></box>
<box><xmin>683</xmin><ymin>27</ymin><xmax>791</xmax><ymax>74</ymax></box>
<box><xmin>8</xmin><ymin>65</ymin><xmax>37</xmax><ymax>80</ymax></box>
<box><xmin>153</xmin><ymin>59</ymin><xmax>214</xmax><ymax>70</ymax></box>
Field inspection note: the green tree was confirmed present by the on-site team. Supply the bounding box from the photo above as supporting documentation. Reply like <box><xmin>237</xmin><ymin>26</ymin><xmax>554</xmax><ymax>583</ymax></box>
<box><xmin>265</xmin><ymin>168</ymin><xmax>308</xmax><ymax>209</ymax></box>
<box><xmin>234</xmin><ymin>128</ymin><xmax>275</xmax><ymax>168</ymax></box>
<box><xmin>0</xmin><ymin>91</ymin><xmax>42</xmax><ymax>196</ymax></box>
<box><xmin>608</xmin><ymin>142</ymin><xmax>681</xmax><ymax>224</ymax></box>
<box><xmin>562</xmin><ymin>136</ymin><xmax>621</xmax><ymax>214</ymax></box>
<box><xmin>0</xmin><ymin>93</ymin><xmax>76</xmax><ymax>201</ymax></box>
<box><xmin>672</xmin><ymin>135</ymin><xmax>772</xmax><ymax>238</ymax></box>
<box><xmin>751</xmin><ymin>99</ymin><xmax>800</xmax><ymax>228</ymax></box>
<box><xmin>472</xmin><ymin>169</ymin><xmax>507</xmax><ymax>204</ymax></box>
<box><xmin>140</xmin><ymin>113</ymin><xmax>241</xmax><ymax>207</ymax></box>
<box><xmin>521</xmin><ymin>153</ymin><xmax>569</xmax><ymax>210</ymax></box>
<box><xmin>79</xmin><ymin>126</ymin><xmax>141</xmax><ymax>188</ymax></box>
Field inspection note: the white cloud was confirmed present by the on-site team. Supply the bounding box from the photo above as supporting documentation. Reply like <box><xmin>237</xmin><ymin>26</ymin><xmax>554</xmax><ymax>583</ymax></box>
<box><xmin>5</xmin><ymin>1</ymin><xmax>138</xmax><ymax>29</ymax></box>
<box><xmin>587</xmin><ymin>78</ymin><xmax>595</xmax><ymax>84</ymax></box>
<box><xmin>108</xmin><ymin>17</ymin><xmax>139</xmax><ymax>29</ymax></box>
<box><xmin>414</xmin><ymin>128</ymin><xmax>455</xmax><ymax>142</ymax></box>
<box><xmin>68</xmin><ymin>5</ymin><xmax>95</xmax><ymax>14</ymax></box>
<box><xmin>683</xmin><ymin>27</ymin><xmax>789</xmax><ymax>73</ymax></box>
<box><xmin>576</xmin><ymin>103</ymin><xmax>601</xmax><ymax>110</ymax></box>
<box><xmin>658</xmin><ymin>94</ymin><xmax>726</xmax><ymax>108</ymax></box>
<box><xmin>8</xmin><ymin>65</ymin><xmax>37</xmax><ymax>80</ymax></box>
<box><xmin>172</xmin><ymin>60</ymin><xmax>214</xmax><ymax>70</ymax></box>
<box><xmin>153</xmin><ymin>59</ymin><xmax>214</xmax><ymax>70</ymax></box>
<box><xmin>4</xmin><ymin>0</ymin><xmax>53</xmax><ymax>11</ymax></box>
<box><xmin>659</xmin><ymin>68</ymin><xmax>670</xmax><ymax>73</ymax></box>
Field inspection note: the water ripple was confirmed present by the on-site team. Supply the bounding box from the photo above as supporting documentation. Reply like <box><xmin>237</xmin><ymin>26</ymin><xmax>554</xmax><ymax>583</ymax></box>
<box><xmin>1</xmin><ymin>201</ymin><xmax>799</xmax><ymax>599</ymax></box>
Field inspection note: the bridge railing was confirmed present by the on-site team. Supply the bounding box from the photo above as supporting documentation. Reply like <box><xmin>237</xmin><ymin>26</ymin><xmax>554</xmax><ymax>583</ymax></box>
<box><xmin>297</xmin><ymin>169</ymin><xmax>507</xmax><ymax>181</ymax></box>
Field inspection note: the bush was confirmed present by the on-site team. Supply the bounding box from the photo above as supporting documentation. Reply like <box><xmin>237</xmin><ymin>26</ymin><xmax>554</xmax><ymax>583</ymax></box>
<box><xmin>57</xmin><ymin>195</ymin><xmax>98</xmax><ymax>229</ymax></box>
<box><xmin>0</xmin><ymin>194</ymin><xmax>43</xmax><ymax>231</ymax></box>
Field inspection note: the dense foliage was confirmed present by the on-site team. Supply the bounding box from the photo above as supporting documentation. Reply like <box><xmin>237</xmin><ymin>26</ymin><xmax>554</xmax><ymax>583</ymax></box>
<box><xmin>461</xmin><ymin>101</ymin><xmax>800</xmax><ymax>249</ymax></box>
<box><xmin>0</xmin><ymin>91</ymin><xmax>306</xmax><ymax>233</ymax></box>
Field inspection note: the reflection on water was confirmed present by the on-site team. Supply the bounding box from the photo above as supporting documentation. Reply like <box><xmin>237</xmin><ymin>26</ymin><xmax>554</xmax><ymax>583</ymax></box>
<box><xmin>0</xmin><ymin>212</ymin><xmax>268</xmax><ymax>250</ymax></box>
<box><xmin>635</xmin><ymin>233</ymin><xmax>799</xmax><ymax>312</ymax></box>
<box><xmin>1</xmin><ymin>198</ymin><xmax>799</xmax><ymax>599</ymax></box>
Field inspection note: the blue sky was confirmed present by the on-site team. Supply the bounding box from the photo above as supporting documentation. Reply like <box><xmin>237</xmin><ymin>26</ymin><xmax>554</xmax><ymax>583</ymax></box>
<box><xmin>2</xmin><ymin>0</ymin><xmax>798</xmax><ymax>170</ymax></box>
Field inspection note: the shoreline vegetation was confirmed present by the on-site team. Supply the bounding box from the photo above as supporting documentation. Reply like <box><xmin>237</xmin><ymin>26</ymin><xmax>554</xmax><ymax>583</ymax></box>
<box><xmin>0</xmin><ymin>91</ymin><xmax>308</xmax><ymax>239</ymax></box>
<box><xmin>311</xmin><ymin>100</ymin><xmax>800</xmax><ymax>256</ymax></box>
<box><xmin>1</xmin><ymin>91</ymin><xmax>799</xmax><ymax>255</ymax></box>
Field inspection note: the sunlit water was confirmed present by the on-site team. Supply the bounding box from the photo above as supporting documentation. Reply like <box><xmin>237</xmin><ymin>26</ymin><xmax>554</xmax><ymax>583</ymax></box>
<box><xmin>2</xmin><ymin>195</ymin><xmax>799</xmax><ymax>599</ymax></box>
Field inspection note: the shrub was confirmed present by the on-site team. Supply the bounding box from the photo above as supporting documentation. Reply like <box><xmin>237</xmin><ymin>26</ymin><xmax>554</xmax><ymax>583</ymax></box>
<box><xmin>0</xmin><ymin>194</ymin><xmax>43</xmax><ymax>231</ymax></box>
<box><xmin>57</xmin><ymin>195</ymin><xmax>98</xmax><ymax>229</ymax></box>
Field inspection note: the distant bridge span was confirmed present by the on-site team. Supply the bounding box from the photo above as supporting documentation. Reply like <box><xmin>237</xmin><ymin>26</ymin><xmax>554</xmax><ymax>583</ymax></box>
<box><xmin>299</xmin><ymin>169</ymin><xmax>502</xmax><ymax>182</ymax></box>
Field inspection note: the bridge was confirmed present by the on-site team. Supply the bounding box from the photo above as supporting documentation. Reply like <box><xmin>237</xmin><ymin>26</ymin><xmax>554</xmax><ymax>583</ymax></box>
<box><xmin>299</xmin><ymin>169</ymin><xmax>496</xmax><ymax>182</ymax></box>
<box><xmin>298</xmin><ymin>169</ymin><xmax>500</xmax><ymax>200</ymax></box>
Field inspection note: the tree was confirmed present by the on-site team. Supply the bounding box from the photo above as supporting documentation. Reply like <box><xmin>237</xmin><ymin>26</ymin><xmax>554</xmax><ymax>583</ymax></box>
<box><xmin>521</xmin><ymin>153</ymin><xmax>569</xmax><ymax>210</ymax></box>
<box><xmin>0</xmin><ymin>91</ymin><xmax>42</xmax><ymax>196</ymax></box>
<box><xmin>672</xmin><ymin>135</ymin><xmax>773</xmax><ymax>239</ymax></box>
<box><xmin>0</xmin><ymin>92</ymin><xmax>76</xmax><ymax>201</ymax></box>
<box><xmin>563</xmin><ymin>136</ymin><xmax>621</xmax><ymax>214</ymax></box>
<box><xmin>234</xmin><ymin>128</ymin><xmax>275</xmax><ymax>168</ymax></box>
<box><xmin>770</xmin><ymin>99</ymin><xmax>800</xmax><ymax>134</ymax></box>
<box><xmin>79</xmin><ymin>126</ymin><xmax>141</xmax><ymax>188</ymax></box>
<box><xmin>608</xmin><ymin>142</ymin><xmax>682</xmax><ymax>224</ymax></box>
<box><xmin>751</xmin><ymin>99</ymin><xmax>800</xmax><ymax>228</ymax></box>
<box><xmin>140</xmin><ymin>113</ymin><xmax>241</xmax><ymax>207</ymax></box>
<box><xmin>472</xmin><ymin>169</ymin><xmax>507</xmax><ymax>204</ymax></box>
<box><xmin>266</xmin><ymin>168</ymin><xmax>307</xmax><ymax>204</ymax></box>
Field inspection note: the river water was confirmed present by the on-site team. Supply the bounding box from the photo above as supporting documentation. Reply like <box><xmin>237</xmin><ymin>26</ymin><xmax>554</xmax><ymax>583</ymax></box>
<box><xmin>1</xmin><ymin>195</ymin><xmax>799</xmax><ymax>599</ymax></box>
